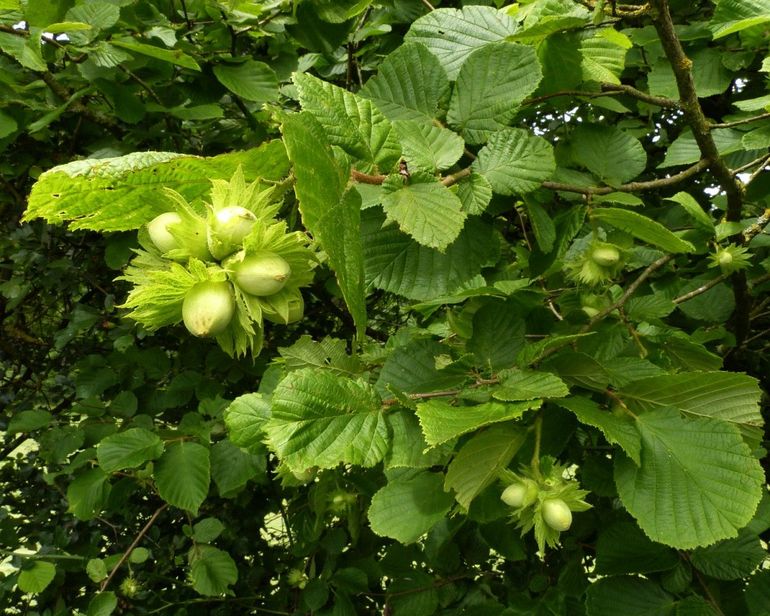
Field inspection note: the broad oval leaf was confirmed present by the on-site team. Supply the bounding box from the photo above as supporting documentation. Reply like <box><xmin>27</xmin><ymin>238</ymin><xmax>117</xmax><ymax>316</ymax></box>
<box><xmin>392</xmin><ymin>121</ymin><xmax>464</xmax><ymax>171</ymax></box>
<box><xmin>17</xmin><ymin>561</ymin><xmax>56</xmax><ymax>594</ymax></box>
<box><xmin>67</xmin><ymin>468</ymin><xmax>111</xmax><ymax>521</ymax></box>
<box><xmin>614</xmin><ymin>408</ymin><xmax>764</xmax><ymax>549</ymax></box>
<box><xmin>154</xmin><ymin>441</ymin><xmax>210</xmax><ymax>514</ymax></box>
<box><xmin>447</xmin><ymin>42</ymin><xmax>542</xmax><ymax>144</ymax></box>
<box><xmin>405</xmin><ymin>6</ymin><xmax>517</xmax><ymax>79</ymax></box>
<box><xmin>213</xmin><ymin>59</ymin><xmax>278</xmax><ymax>103</ymax></box>
<box><xmin>360</xmin><ymin>42</ymin><xmax>450</xmax><ymax>122</ymax></box>
<box><xmin>586</xmin><ymin>576</ymin><xmax>675</xmax><ymax>616</ymax></box>
<box><xmin>265</xmin><ymin>368</ymin><xmax>388</xmax><ymax>471</ymax></box>
<box><xmin>569</xmin><ymin>124</ymin><xmax>647</xmax><ymax>185</ymax></box>
<box><xmin>473</xmin><ymin>128</ymin><xmax>556</xmax><ymax>195</ymax></box>
<box><xmin>368</xmin><ymin>471</ymin><xmax>454</xmax><ymax>543</ymax></box>
<box><xmin>381</xmin><ymin>176</ymin><xmax>466</xmax><ymax>251</ymax></box>
<box><xmin>189</xmin><ymin>545</ymin><xmax>238</xmax><ymax>596</ymax></box>
<box><xmin>223</xmin><ymin>393</ymin><xmax>271</xmax><ymax>453</ymax></box>
<box><xmin>96</xmin><ymin>427</ymin><xmax>164</xmax><ymax>473</ymax></box>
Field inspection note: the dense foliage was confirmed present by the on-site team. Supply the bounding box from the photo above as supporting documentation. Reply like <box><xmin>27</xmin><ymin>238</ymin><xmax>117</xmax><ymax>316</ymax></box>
<box><xmin>2</xmin><ymin>0</ymin><xmax>770</xmax><ymax>614</ymax></box>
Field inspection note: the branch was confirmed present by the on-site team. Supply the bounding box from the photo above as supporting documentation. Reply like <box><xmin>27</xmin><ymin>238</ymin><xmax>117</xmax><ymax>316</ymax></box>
<box><xmin>584</xmin><ymin>255</ymin><xmax>675</xmax><ymax>329</ymax></box>
<box><xmin>599</xmin><ymin>83</ymin><xmax>680</xmax><ymax>108</ymax></box>
<box><xmin>672</xmin><ymin>273</ymin><xmax>728</xmax><ymax>304</ymax></box>
<box><xmin>650</xmin><ymin>0</ymin><xmax>749</xmax><ymax>343</ymax></box>
<box><xmin>542</xmin><ymin>159</ymin><xmax>709</xmax><ymax>195</ymax></box>
<box><xmin>100</xmin><ymin>503</ymin><xmax>168</xmax><ymax>592</ymax></box>
<box><xmin>710</xmin><ymin>112</ymin><xmax>770</xmax><ymax>129</ymax></box>
<box><xmin>40</xmin><ymin>72</ymin><xmax>120</xmax><ymax>130</ymax></box>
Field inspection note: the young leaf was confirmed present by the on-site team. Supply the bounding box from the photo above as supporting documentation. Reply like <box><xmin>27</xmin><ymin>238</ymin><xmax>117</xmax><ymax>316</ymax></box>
<box><xmin>265</xmin><ymin>369</ymin><xmax>388</xmax><ymax>471</ymax></box>
<box><xmin>154</xmin><ymin>441</ymin><xmax>210</xmax><ymax>514</ymax></box>
<box><xmin>385</xmin><ymin>411</ymin><xmax>451</xmax><ymax>469</ymax></box>
<box><xmin>224</xmin><ymin>394</ymin><xmax>271</xmax><ymax>453</ymax></box>
<box><xmin>447</xmin><ymin>42</ymin><xmax>542</xmax><ymax>144</ymax></box>
<box><xmin>614</xmin><ymin>408</ymin><xmax>764</xmax><ymax>549</ymax></box>
<box><xmin>368</xmin><ymin>471</ymin><xmax>454</xmax><ymax>543</ymax></box>
<box><xmin>580</xmin><ymin>28</ymin><xmax>632</xmax><ymax>85</ymax></box>
<box><xmin>392</xmin><ymin>121</ymin><xmax>464</xmax><ymax>171</ymax></box>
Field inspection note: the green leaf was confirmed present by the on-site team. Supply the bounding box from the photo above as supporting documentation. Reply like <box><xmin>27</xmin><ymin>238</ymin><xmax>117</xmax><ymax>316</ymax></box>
<box><xmin>380</xmin><ymin>176</ymin><xmax>466</xmax><ymax>251</ymax></box>
<box><xmin>511</xmin><ymin>0</ymin><xmax>590</xmax><ymax>43</ymax></box>
<box><xmin>473</xmin><ymin>128</ymin><xmax>556</xmax><ymax>195</ymax></box>
<box><xmin>282</xmin><ymin>112</ymin><xmax>367</xmax><ymax>339</ymax></box>
<box><xmin>557</xmin><ymin>396</ymin><xmax>641</xmax><ymax>465</ymax></box>
<box><xmin>24</xmin><ymin>142</ymin><xmax>289</xmax><ymax>231</ymax></box>
<box><xmin>665</xmin><ymin>192</ymin><xmax>715</xmax><ymax>232</ymax></box>
<box><xmin>66</xmin><ymin>2</ymin><xmax>120</xmax><ymax>30</ymax></box>
<box><xmin>363</xmin><ymin>208</ymin><xmax>499</xmax><ymax>300</ymax></box>
<box><xmin>569</xmin><ymin>125</ymin><xmax>647</xmax><ymax>185</ymax></box>
<box><xmin>67</xmin><ymin>468</ymin><xmax>111</xmax><ymax>521</ymax></box>
<box><xmin>447</xmin><ymin>42</ymin><xmax>542</xmax><ymax>144</ymax></box>
<box><xmin>745</xmin><ymin>570</ymin><xmax>770</xmax><ymax>615</ymax></box>
<box><xmin>649</xmin><ymin>49</ymin><xmax>732</xmax><ymax>99</ymax></box>
<box><xmin>376</xmin><ymin>339</ymin><xmax>467</xmax><ymax>399</ymax></box>
<box><xmin>456</xmin><ymin>173</ymin><xmax>493</xmax><ymax>215</ymax></box>
<box><xmin>405</xmin><ymin>6</ymin><xmax>517</xmax><ymax>79</ymax></box>
<box><xmin>468</xmin><ymin>299</ymin><xmax>526</xmax><ymax>369</ymax></box>
<box><xmin>312</xmin><ymin>0</ymin><xmax>372</xmax><ymax>22</ymax></box>
<box><xmin>619</xmin><ymin>372</ymin><xmax>763</xmax><ymax>432</ymax></box>
<box><xmin>223</xmin><ymin>393</ymin><xmax>271</xmax><ymax>453</ymax></box>
<box><xmin>193</xmin><ymin>517</ymin><xmax>226</xmax><ymax>543</ymax></box>
<box><xmin>742</xmin><ymin>123</ymin><xmax>770</xmax><ymax>150</ymax></box>
<box><xmin>580</xmin><ymin>28</ymin><xmax>632</xmax><ymax>85</ymax></box>
<box><xmin>659</xmin><ymin>128</ymin><xmax>743</xmax><ymax>168</ymax></box>
<box><xmin>542</xmin><ymin>350</ymin><xmax>610</xmax><ymax>391</ymax></box>
<box><xmin>0</xmin><ymin>110</ymin><xmax>18</xmax><ymax>138</ymax></box>
<box><xmin>0</xmin><ymin>32</ymin><xmax>46</xmax><ymax>71</ymax></box>
<box><xmin>493</xmin><ymin>370</ymin><xmax>570</xmax><ymax>401</ymax></box>
<box><xmin>385</xmin><ymin>410</ymin><xmax>451</xmax><ymax>469</ymax></box>
<box><xmin>595</xmin><ymin>521</ymin><xmax>679</xmax><ymax>575</ymax></box>
<box><xmin>111</xmin><ymin>39</ymin><xmax>200</xmax><ymax>71</ymax></box>
<box><xmin>278</xmin><ymin>335</ymin><xmax>361</xmax><ymax>376</ymax></box>
<box><xmin>392</xmin><ymin>121</ymin><xmax>464</xmax><ymax>171</ymax></box>
<box><xmin>586</xmin><ymin>577</ymin><xmax>675</xmax><ymax>616</ymax></box>
<box><xmin>210</xmin><ymin>439</ymin><xmax>263</xmax><ymax>495</ymax></box>
<box><xmin>614</xmin><ymin>408</ymin><xmax>764</xmax><ymax>549</ymax></box>
<box><xmin>591</xmin><ymin>208</ymin><xmax>695</xmax><ymax>253</ymax></box>
<box><xmin>86</xmin><ymin>559</ymin><xmax>108</xmax><ymax>583</ymax></box>
<box><xmin>417</xmin><ymin>400</ymin><xmax>537</xmax><ymax>447</ymax></box>
<box><xmin>17</xmin><ymin>560</ymin><xmax>56</xmax><ymax>593</ymax></box>
<box><xmin>360</xmin><ymin>42</ymin><xmax>450</xmax><ymax>122</ymax></box>
<box><xmin>213</xmin><ymin>60</ymin><xmax>279</xmax><ymax>103</ymax></box>
<box><xmin>444</xmin><ymin>423</ymin><xmax>527</xmax><ymax>509</ymax></box>
<box><xmin>709</xmin><ymin>0</ymin><xmax>770</xmax><ymax>38</ymax></box>
<box><xmin>265</xmin><ymin>368</ymin><xmax>388</xmax><ymax>471</ymax></box>
<box><xmin>525</xmin><ymin>199</ymin><xmax>556</xmax><ymax>252</ymax></box>
<box><xmin>86</xmin><ymin>592</ymin><xmax>117</xmax><ymax>616</ymax></box>
<box><xmin>189</xmin><ymin>546</ymin><xmax>238</xmax><ymax>596</ymax></box>
<box><xmin>368</xmin><ymin>471</ymin><xmax>454</xmax><ymax>543</ymax></box>
<box><xmin>8</xmin><ymin>410</ymin><xmax>52</xmax><ymax>433</ymax></box>
<box><xmin>294</xmin><ymin>72</ymin><xmax>400</xmax><ymax>171</ymax></box>
<box><xmin>97</xmin><ymin>428</ymin><xmax>164</xmax><ymax>473</ymax></box>
<box><xmin>154</xmin><ymin>442</ymin><xmax>210</xmax><ymax>514</ymax></box>
<box><xmin>690</xmin><ymin>529</ymin><xmax>766</xmax><ymax>580</ymax></box>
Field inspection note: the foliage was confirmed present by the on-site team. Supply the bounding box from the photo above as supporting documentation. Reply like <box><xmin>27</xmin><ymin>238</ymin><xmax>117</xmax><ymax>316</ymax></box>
<box><xmin>2</xmin><ymin>0</ymin><xmax>769</xmax><ymax>615</ymax></box>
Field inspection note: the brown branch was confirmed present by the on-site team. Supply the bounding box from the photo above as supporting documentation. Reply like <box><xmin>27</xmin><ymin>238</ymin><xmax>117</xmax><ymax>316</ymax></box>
<box><xmin>731</xmin><ymin>153</ymin><xmax>770</xmax><ymax>176</ymax></box>
<box><xmin>350</xmin><ymin>168</ymin><xmax>386</xmax><ymax>185</ymax></box>
<box><xmin>100</xmin><ymin>503</ymin><xmax>168</xmax><ymax>592</ymax></box>
<box><xmin>584</xmin><ymin>255</ymin><xmax>675</xmax><ymax>329</ymax></box>
<box><xmin>672</xmin><ymin>274</ymin><xmax>728</xmax><ymax>304</ymax></box>
<box><xmin>651</xmin><ymin>0</ymin><xmax>749</xmax><ymax>343</ymax></box>
<box><xmin>599</xmin><ymin>83</ymin><xmax>679</xmax><ymax>108</ymax></box>
<box><xmin>710</xmin><ymin>112</ymin><xmax>770</xmax><ymax>129</ymax></box>
<box><xmin>442</xmin><ymin>167</ymin><xmax>472</xmax><ymax>187</ymax></box>
<box><xmin>542</xmin><ymin>159</ymin><xmax>709</xmax><ymax>195</ymax></box>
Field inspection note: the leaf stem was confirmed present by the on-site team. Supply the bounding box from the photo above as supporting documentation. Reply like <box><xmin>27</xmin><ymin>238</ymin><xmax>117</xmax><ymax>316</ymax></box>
<box><xmin>531</xmin><ymin>413</ymin><xmax>543</xmax><ymax>479</ymax></box>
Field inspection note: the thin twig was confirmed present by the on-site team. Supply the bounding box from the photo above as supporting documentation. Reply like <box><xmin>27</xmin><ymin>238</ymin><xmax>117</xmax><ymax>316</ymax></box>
<box><xmin>731</xmin><ymin>153</ymin><xmax>770</xmax><ymax>176</ymax></box>
<box><xmin>100</xmin><ymin>504</ymin><xmax>168</xmax><ymax>592</ymax></box>
<box><xmin>542</xmin><ymin>159</ymin><xmax>709</xmax><ymax>195</ymax></box>
<box><xmin>710</xmin><ymin>112</ymin><xmax>770</xmax><ymax>129</ymax></box>
<box><xmin>672</xmin><ymin>274</ymin><xmax>728</xmax><ymax>304</ymax></box>
<box><xmin>584</xmin><ymin>255</ymin><xmax>674</xmax><ymax>329</ymax></box>
<box><xmin>599</xmin><ymin>83</ymin><xmax>679</xmax><ymax>108</ymax></box>
<box><xmin>419</xmin><ymin>0</ymin><xmax>435</xmax><ymax>10</ymax></box>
